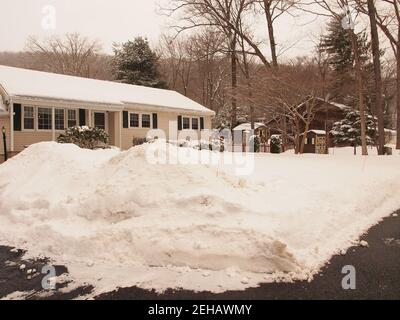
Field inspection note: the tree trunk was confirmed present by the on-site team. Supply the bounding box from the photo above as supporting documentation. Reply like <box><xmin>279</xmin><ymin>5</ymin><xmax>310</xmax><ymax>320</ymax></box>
<box><xmin>367</xmin><ymin>0</ymin><xmax>385</xmax><ymax>155</ymax></box>
<box><xmin>263</xmin><ymin>0</ymin><xmax>278</xmax><ymax>67</ymax></box>
<box><xmin>230</xmin><ymin>41</ymin><xmax>238</xmax><ymax>129</ymax></box>
<box><xmin>350</xmin><ymin>30</ymin><xmax>368</xmax><ymax>156</ymax></box>
<box><xmin>397</xmin><ymin>36</ymin><xmax>400</xmax><ymax>150</ymax></box>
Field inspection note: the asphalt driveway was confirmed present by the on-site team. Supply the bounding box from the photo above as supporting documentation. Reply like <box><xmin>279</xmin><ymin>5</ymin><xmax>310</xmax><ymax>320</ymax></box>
<box><xmin>1</xmin><ymin>211</ymin><xmax>399</xmax><ymax>300</ymax></box>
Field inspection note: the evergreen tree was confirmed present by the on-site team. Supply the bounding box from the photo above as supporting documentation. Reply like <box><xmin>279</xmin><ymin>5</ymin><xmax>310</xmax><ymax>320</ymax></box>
<box><xmin>113</xmin><ymin>37</ymin><xmax>167</xmax><ymax>88</ymax></box>
<box><xmin>330</xmin><ymin>108</ymin><xmax>377</xmax><ymax>154</ymax></box>
<box><xmin>320</xmin><ymin>17</ymin><xmax>373</xmax><ymax>109</ymax></box>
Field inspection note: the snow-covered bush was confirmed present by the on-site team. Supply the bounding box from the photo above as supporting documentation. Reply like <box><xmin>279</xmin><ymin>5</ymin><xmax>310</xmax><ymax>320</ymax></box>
<box><xmin>249</xmin><ymin>135</ymin><xmax>261</xmax><ymax>153</ymax></box>
<box><xmin>57</xmin><ymin>126</ymin><xmax>109</xmax><ymax>150</ymax></box>
<box><xmin>330</xmin><ymin>108</ymin><xmax>377</xmax><ymax>150</ymax></box>
<box><xmin>171</xmin><ymin>139</ymin><xmax>222</xmax><ymax>152</ymax></box>
<box><xmin>270</xmin><ymin>135</ymin><xmax>282</xmax><ymax>154</ymax></box>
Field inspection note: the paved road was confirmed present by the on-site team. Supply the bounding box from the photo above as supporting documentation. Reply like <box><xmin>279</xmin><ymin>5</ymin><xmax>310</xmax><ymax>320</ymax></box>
<box><xmin>1</xmin><ymin>211</ymin><xmax>399</xmax><ymax>300</ymax></box>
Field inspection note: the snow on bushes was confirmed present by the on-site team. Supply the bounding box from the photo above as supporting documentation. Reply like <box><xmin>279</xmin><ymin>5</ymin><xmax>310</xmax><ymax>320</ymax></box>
<box><xmin>0</xmin><ymin>141</ymin><xmax>400</xmax><ymax>295</ymax></box>
<box><xmin>270</xmin><ymin>135</ymin><xmax>282</xmax><ymax>154</ymax></box>
<box><xmin>57</xmin><ymin>126</ymin><xmax>109</xmax><ymax>149</ymax></box>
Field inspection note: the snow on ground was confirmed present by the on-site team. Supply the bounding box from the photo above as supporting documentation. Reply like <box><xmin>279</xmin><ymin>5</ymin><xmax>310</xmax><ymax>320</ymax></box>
<box><xmin>0</xmin><ymin>141</ymin><xmax>399</xmax><ymax>296</ymax></box>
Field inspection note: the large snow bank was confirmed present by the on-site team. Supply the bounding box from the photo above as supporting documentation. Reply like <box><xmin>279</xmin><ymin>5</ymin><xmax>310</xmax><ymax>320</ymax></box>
<box><xmin>0</xmin><ymin>141</ymin><xmax>400</xmax><ymax>295</ymax></box>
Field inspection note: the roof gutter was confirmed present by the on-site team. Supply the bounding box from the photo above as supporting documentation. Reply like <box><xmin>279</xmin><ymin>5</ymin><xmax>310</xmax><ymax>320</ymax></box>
<box><xmin>122</xmin><ymin>102</ymin><xmax>216</xmax><ymax>116</ymax></box>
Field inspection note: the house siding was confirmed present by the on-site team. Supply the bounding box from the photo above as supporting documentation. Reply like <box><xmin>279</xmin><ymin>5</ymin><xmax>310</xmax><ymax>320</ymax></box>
<box><xmin>120</xmin><ymin>111</ymin><xmax>213</xmax><ymax>150</ymax></box>
<box><xmin>4</xmin><ymin>103</ymin><xmax>213</xmax><ymax>153</ymax></box>
<box><xmin>14</xmin><ymin>131</ymin><xmax>54</xmax><ymax>152</ymax></box>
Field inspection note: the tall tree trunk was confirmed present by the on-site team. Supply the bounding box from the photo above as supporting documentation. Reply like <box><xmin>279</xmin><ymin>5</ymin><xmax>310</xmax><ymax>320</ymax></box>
<box><xmin>367</xmin><ymin>0</ymin><xmax>385</xmax><ymax>155</ymax></box>
<box><xmin>230</xmin><ymin>40</ymin><xmax>238</xmax><ymax>129</ymax></box>
<box><xmin>397</xmin><ymin>35</ymin><xmax>400</xmax><ymax>150</ymax></box>
<box><xmin>263</xmin><ymin>0</ymin><xmax>278</xmax><ymax>67</ymax></box>
<box><xmin>350</xmin><ymin>30</ymin><xmax>368</xmax><ymax>156</ymax></box>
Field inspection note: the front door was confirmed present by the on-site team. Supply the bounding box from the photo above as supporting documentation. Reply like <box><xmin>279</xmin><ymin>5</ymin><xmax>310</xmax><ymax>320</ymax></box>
<box><xmin>93</xmin><ymin>112</ymin><xmax>106</xmax><ymax>130</ymax></box>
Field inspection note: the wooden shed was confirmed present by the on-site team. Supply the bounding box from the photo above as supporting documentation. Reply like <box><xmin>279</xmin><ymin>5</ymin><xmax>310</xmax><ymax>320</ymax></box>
<box><xmin>300</xmin><ymin>130</ymin><xmax>327</xmax><ymax>154</ymax></box>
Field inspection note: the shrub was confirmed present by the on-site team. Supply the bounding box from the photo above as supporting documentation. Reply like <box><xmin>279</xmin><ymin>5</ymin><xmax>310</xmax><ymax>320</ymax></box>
<box><xmin>132</xmin><ymin>137</ymin><xmax>147</xmax><ymax>147</ymax></box>
<box><xmin>57</xmin><ymin>126</ymin><xmax>109</xmax><ymax>150</ymax></box>
<box><xmin>270</xmin><ymin>135</ymin><xmax>282</xmax><ymax>154</ymax></box>
<box><xmin>133</xmin><ymin>136</ymin><xmax>157</xmax><ymax>147</ymax></box>
<box><xmin>249</xmin><ymin>135</ymin><xmax>261</xmax><ymax>153</ymax></box>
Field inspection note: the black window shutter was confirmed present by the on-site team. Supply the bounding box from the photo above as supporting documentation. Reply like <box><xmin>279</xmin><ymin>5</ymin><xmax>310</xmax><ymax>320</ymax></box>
<box><xmin>200</xmin><ymin>117</ymin><xmax>205</xmax><ymax>130</ymax></box>
<box><xmin>178</xmin><ymin>115</ymin><xmax>182</xmax><ymax>131</ymax></box>
<box><xmin>152</xmin><ymin>113</ymin><xmax>158</xmax><ymax>129</ymax></box>
<box><xmin>79</xmin><ymin>109</ymin><xmax>86</xmax><ymax>126</ymax></box>
<box><xmin>123</xmin><ymin>111</ymin><xmax>129</xmax><ymax>128</ymax></box>
<box><xmin>13</xmin><ymin>104</ymin><xmax>22</xmax><ymax>131</ymax></box>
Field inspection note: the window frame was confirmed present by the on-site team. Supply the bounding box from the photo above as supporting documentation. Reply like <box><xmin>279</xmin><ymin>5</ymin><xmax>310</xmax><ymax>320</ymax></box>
<box><xmin>55</xmin><ymin>108</ymin><xmax>65</xmax><ymax>131</ymax></box>
<box><xmin>129</xmin><ymin>113</ymin><xmax>140</xmax><ymax>128</ymax></box>
<box><xmin>191</xmin><ymin>117</ymin><xmax>199</xmax><ymax>130</ymax></box>
<box><xmin>67</xmin><ymin>109</ymin><xmax>78</xmax><ymax>129</ymax></box>
<box><xmin>37</xmin><ymin>107</ymin><xmax>53</xmax><ymax>131</ymax></box>
<box><xmin>141</xmin><ymin>113</ymin><xmax>152</xmax><ymax>129</ymax></box>
<box><xmin>22</xmin><ymin>106</ymin><xmax>35</xmax><ymax>131</ymax></box>
<box><xmin>182</xmin><ymin>116</ymin><xmax>191</xmax><ymax>130</ymax></box>
<box><xmin>181</xmin><ymin>116</ymin><xmax>201</xmax><ymax>131</ymax></box>
<box><xmin>128</xmin><ymin>112</ymin><xmax>153</xmax><ymax>129</ymax></box>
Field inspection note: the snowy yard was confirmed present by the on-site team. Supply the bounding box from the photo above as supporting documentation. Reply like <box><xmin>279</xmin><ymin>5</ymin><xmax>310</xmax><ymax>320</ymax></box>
<box><xmin>0</xmin><ymin>141</ymin><xmax>399</xmax><ymax>296</ymax></box>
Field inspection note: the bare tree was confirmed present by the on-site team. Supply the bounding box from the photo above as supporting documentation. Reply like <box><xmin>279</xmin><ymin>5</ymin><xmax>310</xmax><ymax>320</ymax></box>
<box><xmin>26</xmin><ymin>33</ymin><xmax>108</xmax><ymax>78</ymax></box>
<box><xmin>259</xmin><ymin>0</ymin><xmax>299</xmax><ymax>67</ymax></box>
<box><xmin>358</xmin><ymin>0</ymin><xmax>400</xmax><ymax>150</ymax></box>
<box><xmin>244</xmin><ymin>58</ymin><xmax>325</xmax><ymax>153</ymax></box>
<box><xmin>352</xmin><ymin>0</ymin><xmax>386</xmax><ymax>155</ymax></box>
<box><xmin>158</xmin><ymin>29</ymin><xmax>230</xmax><ymax>121</ymax></box>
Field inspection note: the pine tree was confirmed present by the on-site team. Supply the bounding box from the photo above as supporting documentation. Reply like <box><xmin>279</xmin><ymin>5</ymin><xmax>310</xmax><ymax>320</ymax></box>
<box><xmin>113</xmin><ymin>37</ymin><xmax>167</xmax><ymax>88</ymax></box>
<box><xmin>320</xmin><ymin>17</ymin><xmax>373</xmax><ymax>109</ymax></box>
<box><xmin>330</xmin><ymin>108</ymin><xmax>377</xmax><ymax>155</ymax></box>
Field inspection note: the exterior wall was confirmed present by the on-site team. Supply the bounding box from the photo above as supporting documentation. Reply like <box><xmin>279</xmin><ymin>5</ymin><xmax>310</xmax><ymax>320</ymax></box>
<box><xmin>8</xmin><ymin>101</ymin><xmax>213</xmax><ymax>152</ymax></box>
<box><xmin>14</xmin><ymin>131</ymin><xmax>54</xmax><ymax>152</ymax></box>
<box><xmin>121</xmin><ymin>111</ymin><xmax>213</xmax><ymax>150</ymax></box>
<box><xmin>0</xmin><ymin>116</ymin><xmax>11</xmax><ymax>157</ymax></box>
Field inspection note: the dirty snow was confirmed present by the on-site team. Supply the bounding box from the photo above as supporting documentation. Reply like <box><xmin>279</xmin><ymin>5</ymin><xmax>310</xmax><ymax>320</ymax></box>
<box><xmin>0</xmin><ymin>141</ymin><xmax>399</xmax><ymax>296</ymax></box>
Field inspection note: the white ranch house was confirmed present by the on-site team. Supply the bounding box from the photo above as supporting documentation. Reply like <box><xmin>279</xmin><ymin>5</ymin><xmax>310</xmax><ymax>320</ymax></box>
<box><xmin>0</xmin><ymin>65</ymin><xmax>215</xmax><ymax>157</ymax></box>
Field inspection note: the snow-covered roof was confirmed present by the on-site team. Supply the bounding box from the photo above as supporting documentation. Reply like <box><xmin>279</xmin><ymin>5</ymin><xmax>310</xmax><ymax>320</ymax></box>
<box><xmin>0</xmin><ymin>65</ymin><xmax>215</xmax><ymax>116</ymax></box>
<box><xmin>233</xmin><ymin>122</ymin><xmax>266</xmax><ymax>131</ymax></box>
<box><xmin>328</xmin><ymin>101</ymin><xmax>351</xmax><ymax>110</ymax></box>
<box><xmin>309</xmin><ymin>130</ymin><xmax>326</xmax><ymax>135</ymax></box>
<box><xmin>296</xmin><ymin>97</ymin><xmax>351</xmax><ymax>111</ymax></box>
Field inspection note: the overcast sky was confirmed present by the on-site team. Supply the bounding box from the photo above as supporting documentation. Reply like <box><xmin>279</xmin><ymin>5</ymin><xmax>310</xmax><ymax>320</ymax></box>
<box><xmin>0</xmin><ymin>0</ymin><xmax>327</xmax><ymax>59</ymax></box>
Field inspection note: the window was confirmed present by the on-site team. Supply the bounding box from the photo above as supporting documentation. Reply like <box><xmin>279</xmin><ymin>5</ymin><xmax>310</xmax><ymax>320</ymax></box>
<box><xmin>38</xmin><ymin>108</ymin><xmax>52</xmax><ymax>130</ymax></box>
<box><xmin>192</xmin><ymin>118</ymin><xmax>199</xmax><ymax>130</ymax></box>
<box><xmin>306</xmin><ymin>138</ymin><xmax>313</xmax><ymax>145</ymax></box>
<box><xmin>94</xmin><ymin>112</ymin><xmax>106</xmax><ymax>130</ymax></box>
<box><xmin>142</xmin><ymin>114</ymin><xmax>151</xmax><ymax>128</ymax></box>
<box><xmin>67</xmin><ymin>110</ymin><xmax>77</xmax><ymax>128</ymax></box>
<box><xmin>130</xmin><ymin>113</ymin><xmax>139</xmax><ymax>128</ymax></box>
<box><xmin>183</xmin><ymin>117</ymin><xmax>190</xmax><ymax>130</ymax></box>
<box><xmin>55</xmin><ymin>109</ymin><xmax>65</xmax><ymax>130</ymax></box>
<box><xmin>23</xmin><ymin>106</ymin><xmax>34</xmax><ymax>130</ymax></box>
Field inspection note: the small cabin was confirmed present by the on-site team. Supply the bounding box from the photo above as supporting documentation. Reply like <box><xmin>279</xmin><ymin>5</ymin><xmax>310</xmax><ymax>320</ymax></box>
<box><xmin>301</xmin><ymin>130</ymin><xmax>327</xmax><ymax>154</ymax></box>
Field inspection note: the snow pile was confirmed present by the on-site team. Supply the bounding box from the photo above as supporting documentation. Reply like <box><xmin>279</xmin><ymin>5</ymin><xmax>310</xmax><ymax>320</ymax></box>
<box><xmin>0</xmin><ymin>141</ymin><xmax>400</xmax><ymax>295</ymax></box>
